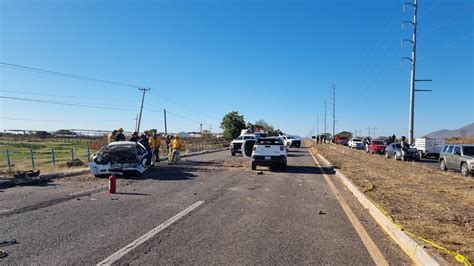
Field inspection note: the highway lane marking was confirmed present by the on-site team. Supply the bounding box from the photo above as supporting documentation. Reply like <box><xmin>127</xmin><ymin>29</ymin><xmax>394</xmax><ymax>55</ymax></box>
<box><xmin>308</xmin><ymin>148</ymin><xmax>389</xmax><ymax>266</ymax></box>
<box><xmin>97</xmin><ymin>200</ymin><xmax>205</xmax><ymax>265</ymax></box>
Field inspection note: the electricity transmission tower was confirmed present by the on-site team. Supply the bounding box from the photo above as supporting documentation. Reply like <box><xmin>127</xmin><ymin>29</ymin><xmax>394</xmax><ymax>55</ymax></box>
<box><xmin>402</xmin><ymin>0</ymin><xmax>432</xmax><ymax>144</ymax></box>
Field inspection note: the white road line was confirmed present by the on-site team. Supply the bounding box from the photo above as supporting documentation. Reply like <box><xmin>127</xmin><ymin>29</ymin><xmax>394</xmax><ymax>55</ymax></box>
<box><xmin>97</xmin><ymin>200</ymin><xmax>205</xmax><ymax>265</ymax></box>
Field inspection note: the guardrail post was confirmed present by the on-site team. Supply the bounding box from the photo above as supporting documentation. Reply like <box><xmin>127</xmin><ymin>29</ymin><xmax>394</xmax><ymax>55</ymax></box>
<box><xmin>30</xmin><ymin>148</ymin><xmax>35</xmax><ymax>170</ymax></box>
<box><xmin>51</xmin><ymin>147</ymin><xmax>56</xmax><ymax>166</ymax></box>
<box><xmin>87</xmin><ymin>146</ymin><xmax>91</xmax><ymax>162</ymax></box>
<box><xmin>71</xmin><ymin>147</ymin><xmax>75</xmax><ymax>161</ymax></box>
<box><xmin>6</xmin><ymin>149</ymin><xmax>12</xmax><ymax>172</ymax></box>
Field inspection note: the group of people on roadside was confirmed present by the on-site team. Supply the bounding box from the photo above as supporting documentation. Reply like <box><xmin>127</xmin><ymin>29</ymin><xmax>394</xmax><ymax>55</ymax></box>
<box><xmin>107</xmin><ymin>128</ymin><xmax>183</xmax><ymax>165</ymax></box>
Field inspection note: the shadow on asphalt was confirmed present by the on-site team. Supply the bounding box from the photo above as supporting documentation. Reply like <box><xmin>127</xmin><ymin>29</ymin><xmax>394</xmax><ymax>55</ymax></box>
<box><xmin>285</xmin><ymin>165</ymin><xmax>333</xmax><ymax>175</ymax></box>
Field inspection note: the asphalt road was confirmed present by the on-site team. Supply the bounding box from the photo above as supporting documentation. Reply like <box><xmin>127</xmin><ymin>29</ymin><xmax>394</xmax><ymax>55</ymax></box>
<box><xmin>0</xmin><ymin>145</ymin><xmax>410</xmax><ymax>265</ymax></box>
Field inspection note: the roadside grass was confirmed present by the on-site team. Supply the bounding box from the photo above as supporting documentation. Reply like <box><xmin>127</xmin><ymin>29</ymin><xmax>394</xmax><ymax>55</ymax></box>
<box><xmin>446</xmin><ymin>137</ymin><xmax>474</xmax><ymax>144</ymax></box>
<box><xmin>306</xmin><ymin>141</ymin><xmax>473</xmax><ymax>263</ymax></box>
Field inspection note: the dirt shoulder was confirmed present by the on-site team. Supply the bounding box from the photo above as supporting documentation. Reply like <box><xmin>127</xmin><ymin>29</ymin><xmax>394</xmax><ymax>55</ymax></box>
<box><xmin>307</xmin><ymin>141</ymin><xmax>473</xmax><ymax>263</ymax></box>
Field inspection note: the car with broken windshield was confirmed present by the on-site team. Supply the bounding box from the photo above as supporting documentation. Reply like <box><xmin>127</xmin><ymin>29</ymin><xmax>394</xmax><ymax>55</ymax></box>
<box><xmin>88</xmin><ymin>141</ymin><xmax>152</xmax><ymax>178</ymax></box>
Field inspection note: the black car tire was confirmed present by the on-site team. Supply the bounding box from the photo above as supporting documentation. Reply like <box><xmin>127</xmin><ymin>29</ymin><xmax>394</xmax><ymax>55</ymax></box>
<box><xmin>461</xmin><ymin>163</ymin><xmax>469</xmax><ymax>177</ymax></box>
<box><xmin>280</xmin><ymin>163</ymin><xmax>287</xmax><ymax>171</ymax></box>
<box><xmin>231</xmin><ymin>152</ymin><xmax>236</xmax><ymax>156</ymax></box>
<box><xmin>251</xmin><ymin>162</ymin><xmax>257</xmax><ymax>171</ymax></box>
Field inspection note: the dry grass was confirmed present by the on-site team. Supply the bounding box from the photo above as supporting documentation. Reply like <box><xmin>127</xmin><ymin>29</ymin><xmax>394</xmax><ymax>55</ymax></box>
<box><xmin>307</xmin><ymin>141</ymin><xmax>473</xmax><ymax>262</ymax></box>
<box><xmin>446</xmin><ymin>137</ymin><xmax>474</xmax><ymax>144</ymax></box>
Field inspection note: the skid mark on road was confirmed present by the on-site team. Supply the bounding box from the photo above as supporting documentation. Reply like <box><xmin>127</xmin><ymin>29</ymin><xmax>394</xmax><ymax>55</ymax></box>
<box><xmin>97</xmin><ymin>200</ymin><xmax>205</xmax><ymax>265</ymax></box>
<box><xmin>308</xmin><ymin>148</ymin><xmax>389</xmax><ymax>266</ymax></box>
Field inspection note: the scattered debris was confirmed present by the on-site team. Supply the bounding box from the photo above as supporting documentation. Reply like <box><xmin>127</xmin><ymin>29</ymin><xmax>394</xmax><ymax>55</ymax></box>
<box><xmin>0</xmin><ymin>239</ymin><xmax>17</xmax><ymax>247</ymax></box>
<box><xmin>257</xmin><ymin>171</ymin><xmax>263</xmax><ymax>175</ymax></box>
<box><xmin>111</xmin><ymin>197</ymin><xmax>119</xmax><ymax>200</ymax></box>
<box><xmin>67</xmin><ymin>158</ymin><xmax>84</xmax><ymax>167</ymax></box>
<box><xmin>318</xmin><ymin>211</ymin><xmax>327</xmax><ymax>215</ymax></box>
<box><xmin>13</xmin><ymin>170</ymin><xmax>40</xmax><ymax>179</ymax></box>
<box><xmin>0</xmin><ymin>250</ymin><xmax>7</xmax><ymax>259</ymax></box>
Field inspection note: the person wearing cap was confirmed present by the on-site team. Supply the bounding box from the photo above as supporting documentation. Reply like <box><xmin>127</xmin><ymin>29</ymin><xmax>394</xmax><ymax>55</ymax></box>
<box><xmin>166</xmin><ymin>134</ymin><xmax>174</xmax><ymax>161</ymax></box>
<box><xmin>114</xmin><ymin>128</ymin><xmax>126</xmax><ymax>141</ymax></box>
<box><xmin>107</xmin><ymin>130</ymin><xmax>117</xmax><ymax>143</ymax></box>
<box><xmin>129</xmin><ymin>131</ymin><xmax>139</xmax><ymax>142</ymax></box>
<box><xmin>169</xmin><ymin>134</ymin><xmax>183</xmax><ymax>165</ymax></box>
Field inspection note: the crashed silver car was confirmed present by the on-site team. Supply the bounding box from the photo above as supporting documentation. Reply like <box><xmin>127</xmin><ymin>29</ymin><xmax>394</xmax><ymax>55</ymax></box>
<box><xmin>88</xmin><ymin>141</ymin><xmax>152</xmax><ymax>177</ymax></box>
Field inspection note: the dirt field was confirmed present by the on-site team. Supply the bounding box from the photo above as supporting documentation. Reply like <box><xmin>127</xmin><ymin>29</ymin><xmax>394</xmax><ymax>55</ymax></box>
<box><xmin>307</xmin><ymin>141</ymin><xmax>473</xmax><ymax>263</ymax></box>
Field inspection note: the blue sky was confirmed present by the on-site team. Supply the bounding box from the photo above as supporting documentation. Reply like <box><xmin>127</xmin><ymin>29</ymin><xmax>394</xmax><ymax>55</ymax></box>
<box><xmin>1</xmin><ymin>0</ymin><xmax>472</xmax><ymax>137</ymax></box>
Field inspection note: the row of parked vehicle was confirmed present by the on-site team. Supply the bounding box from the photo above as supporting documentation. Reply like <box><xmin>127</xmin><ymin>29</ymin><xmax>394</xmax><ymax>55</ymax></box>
<box><xmin>334</xmin><ymin>136</ymin><xmax>474</xmax><ymax>177</ymax></box>
<box><xmin>230</xmin><ymin>130</ymin><xmax>302</xmax><ymax>171</ymax></box>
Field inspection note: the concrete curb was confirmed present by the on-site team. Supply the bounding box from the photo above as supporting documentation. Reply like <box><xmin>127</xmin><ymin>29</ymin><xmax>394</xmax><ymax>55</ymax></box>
<box><xmin>313</xmin><ymin>151</ymin><xmax>445</xmax><ymax>266</ymax></box>
<box><xmin>0</xmin><ymin>147</ymin><xmax>230</xmax><ymax>189</ymax></box>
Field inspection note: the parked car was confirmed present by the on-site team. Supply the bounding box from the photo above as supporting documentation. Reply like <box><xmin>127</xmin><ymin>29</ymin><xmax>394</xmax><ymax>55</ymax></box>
<box><xmin>439</xmin><ymin>144</ymin><xmax>474</xmax><ymax>176</ymax></box>
<box><xmin>230</xmin><ymin>134</ymin><xmax>256</xmax><ymax>156</ymax></box>
<box><xmin>368</xmin><ymin>140</ymin><xmax>386</xmax><ymax>154</ymax></box>
<box><xmin>89</xmin><ymin>141</ymin><xmax>152</xmax><ymax>178</ymax></box>
<box><xmin>385</xmin><ymin>143</ymin><xmax>419</xmax><ymax>161</ymax></box>
<box><xmin>348</xmin><ymin>138</ymin><xmax>364</xmax><ymax>149</ymax></box>
<box><xmin>251</xmin><ymin>137</ymin><xmax>287</xmax><ymax>171</ymax></box>
<box><xmin>281</xmin><ymin>135</ymin><xmax>301</xmax><ymax>148</ymax></box>
<box><xmin>334</xmin><ymin>135</ymin><xmax>349</xmax><ymax>146</ymax></box>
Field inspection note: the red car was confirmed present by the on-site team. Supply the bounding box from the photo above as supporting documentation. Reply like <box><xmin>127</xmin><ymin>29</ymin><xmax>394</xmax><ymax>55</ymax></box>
<box><xmin>369</xmin><ymin>140</ymin><xmax>386</xmax><ymax>154</ymax></box>
<box><xmin>334</xmin><ymin>135</ymin><xmax>349</xmax><ymax>146</ymax></box>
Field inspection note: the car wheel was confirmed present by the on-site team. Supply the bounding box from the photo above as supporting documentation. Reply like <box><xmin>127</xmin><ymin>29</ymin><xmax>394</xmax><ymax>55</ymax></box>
<box><xmin>280</xmin><ymin>163</ymin><xmax>287</xmax><ymax>171</ymax></box>
<box><xmin>231</xmin><ymin>152</ymin><xmax>236</xmax><ymax>156</ymax></box>
<box><xmin>251</xmin><ymin>163</ymin><xmax>257</xmax><ymax>171</ymax></box>
<box><xmin>94</xmin><ymin>174</ymin><xmax>109</xmax><ymax>178</ymax></box>
<box><xmin>461</xmin><ymin>163</ymin><xmax>469</xmax><ymax>176</ymax></box>
<box><xmin>440</xmin><ymin>160</ymin><xmax>447</xmax><ymax>171</ymax></box>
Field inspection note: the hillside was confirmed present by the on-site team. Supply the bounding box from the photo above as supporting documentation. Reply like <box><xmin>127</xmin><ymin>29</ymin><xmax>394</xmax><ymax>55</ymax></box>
<box><xmin>425</xmin><ymin>123</ymin><xmax>474</xmax><ymax>139</ymax></box>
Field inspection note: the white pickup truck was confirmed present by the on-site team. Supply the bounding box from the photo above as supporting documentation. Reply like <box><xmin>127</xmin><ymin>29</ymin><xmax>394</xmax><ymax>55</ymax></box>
<box><xmin>230</xmin><ymin>134</ymin><xmax>256</xmax><ymax>156</ymax></box>
<box><xmin>251</xmin><ymin>137</ymin><xmax>287</xmax><ymax>171</ymax></box>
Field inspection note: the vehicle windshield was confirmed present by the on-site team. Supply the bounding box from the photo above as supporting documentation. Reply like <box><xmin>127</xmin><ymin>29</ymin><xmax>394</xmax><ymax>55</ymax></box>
<box><xmin>372</xmin><ymin>141</ymin><xmax>384</xmax><ymax>145</ymax></box>
<box><xmin>462</xmin><ymin>146</ymin><xmax>474</xmax><ymax>156</ymax></box>
<box><xmin>353</xmin><ymin>139</ymin><xmax>361</xmax><ymax>142</ymax></box>
<box><xmin>257</xmin><ymin>138</ymin><xmax>282</xmax><ymax>145</ymax></box>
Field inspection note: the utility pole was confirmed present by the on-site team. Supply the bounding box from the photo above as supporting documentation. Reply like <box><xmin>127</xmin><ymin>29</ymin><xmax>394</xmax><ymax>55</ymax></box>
<box><xmin>402</xmin><ymin>0</ymin><xmax>432</xmax><ymax>144</ymax></box>
<box><xmin>324</xmin><ymin>100</ymin><xmax>327</xmax><ymax>135</ymax></box>
<box><xmin>200</xmin><ymin>123</ymin><xmax>203</xmax><ymax>133</ymax></box>
<box><xmin>137</xmin><ymin>88</ymin><xmax>150</xmax><ymax>133</ymax></box>
<box><xmin>164</xmin><ymin>109</ymin><xmax>168</xmax><ymax>135</ymax></box>
<box><xmin>373</xmin><ymin>127</ymin><xmax>376</xmax><ymax>139</ymax></box>
<box><xmin>134</xmin><ymin>114</ymin><xmax>139</xmax><ymax>132</ymax></box>
<box><xmin>331</xmin><ymin>83</ymin><xmax>336</xmax><ymax>138</ymax></box>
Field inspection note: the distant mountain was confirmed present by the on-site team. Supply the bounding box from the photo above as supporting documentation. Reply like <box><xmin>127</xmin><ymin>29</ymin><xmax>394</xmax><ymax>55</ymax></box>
<box><xmin>424</xmin><ymin>123</ymin><xmax>474</xmax><ymax>139</ymax></box>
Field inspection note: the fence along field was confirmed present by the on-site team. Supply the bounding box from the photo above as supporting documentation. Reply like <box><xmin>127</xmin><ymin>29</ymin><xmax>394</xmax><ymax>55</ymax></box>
<box><xmin>0</xmin><ymin>133</ymin><xmax>229</xmax><ymax>175</ymax></box>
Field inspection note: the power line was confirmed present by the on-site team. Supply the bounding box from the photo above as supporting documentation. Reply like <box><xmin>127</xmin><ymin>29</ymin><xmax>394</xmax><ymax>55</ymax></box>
<box><xmin>1</xmin><ymin>117</ymin><xmax>132</xmax><ymax>123</ymax></box>
<box><xmin>0</xmin><ymin>96</ymin><xmax>135</xmax><ymax>111</ymax></box>
<box><xmin>0</xmin><ymin>89</ymin><xmax>131</xmax><ymax>102</ymax></box>
<box><xmin>0</xmin><ymin>62</ymin><xmax>145</xmax><ymax>88</ymax></box>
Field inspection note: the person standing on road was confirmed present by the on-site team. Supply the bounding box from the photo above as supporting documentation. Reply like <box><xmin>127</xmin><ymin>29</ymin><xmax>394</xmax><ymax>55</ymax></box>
<box><xmin>166</xmin><ymin>134</ymin><xmax>173</xmax><ymax>161</ymax></box>
<box><xmin>153</xmin><ymin>133</ymin><xmax>162</xmax><ymax>162</ymax></box>
<box><xmin>169</xmin><ymin>134</ymin><xmax>183</xmax><ymax>165</ymax></box>
<box><xmin>392</xmin><ymin>134</ymin><xmax>396</xmax><ymax>143</ymax></box>
<box><xmin>114</xmin><ymin>128</ymin><xmax>126</xmax><ymax>141</ymax></box>
<box><xmin>107</xmin><ymin>130</ymin><xmax>117</xmax><ymax>143</ymax></box>
<box><xmin>147</xmin><ymin>131</ymin><xmax>156</xmax><ymax>162</ymax></box>
<box><xmin>139</xmin><ymin>134</ymin><xmax>152</xmax><ymax>166</ymax></box>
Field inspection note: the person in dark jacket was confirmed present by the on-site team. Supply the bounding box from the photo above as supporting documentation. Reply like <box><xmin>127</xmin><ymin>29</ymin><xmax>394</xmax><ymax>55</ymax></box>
<box><xmin>129</xmin><ymin>132</ymin><xmax>139</xmax><ymax>142</ymax></box>
<box><xmin>139</xmin><ymin>134</ymin><xmax>152</xmax><ymax>166</ymax></box>
<box><xmin>114</xmin><ymin>128</ymin><xmax>126</xmax><ymax>141</ymax></box>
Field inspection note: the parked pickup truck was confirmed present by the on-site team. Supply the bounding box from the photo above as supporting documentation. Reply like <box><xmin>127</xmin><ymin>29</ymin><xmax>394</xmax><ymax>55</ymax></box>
<box><xmin>439</xmin><ymin>144</ymin><xmax>474</xmax><ymax>176</ymax></box>
<box><xmin>251</xmin><ymin>137</ymin><xmax>287</xmax><ymax>171</ymax></box>
<box><xmin>230</xmin><ymin>134</ymin><xmax>256</xmax><ymax>156</ymax></box>
<box><xmin>414</xmin><ymin>138</ymin><xmax>444</xmax><ymax>159</ymax></box>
